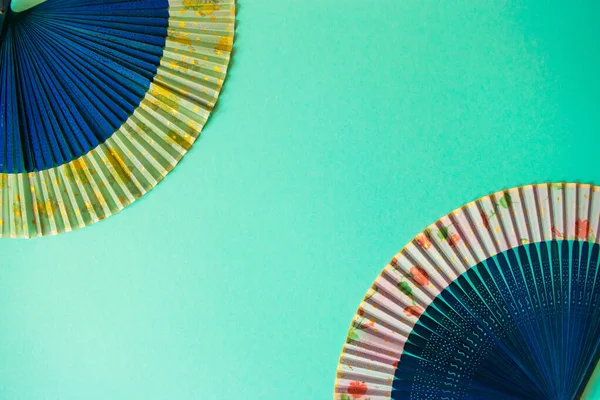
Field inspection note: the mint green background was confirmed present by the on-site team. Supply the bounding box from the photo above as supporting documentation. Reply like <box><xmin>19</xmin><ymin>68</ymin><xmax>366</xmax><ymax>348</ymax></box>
<box><xmin>1</xmin><ymin>1</ymin><xmax>600</xmax><ymax>399</ymax></box>
<box><xmin>10</xmin><ymin>0</ymin><xmax>48</xmax><ymax>13</ymax></box>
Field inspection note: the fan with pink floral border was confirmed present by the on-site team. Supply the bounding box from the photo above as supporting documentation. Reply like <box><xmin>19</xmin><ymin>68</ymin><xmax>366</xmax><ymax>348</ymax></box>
<box><xmin>335</xmin><ymin>183</ymin><xmax>600</xmax><ymax>400</ymax></box>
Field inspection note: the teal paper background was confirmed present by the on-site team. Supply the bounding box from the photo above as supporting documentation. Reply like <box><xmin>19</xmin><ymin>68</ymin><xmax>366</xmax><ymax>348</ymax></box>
<box><xmin>1</xmin><ymin>1</ymin><xmax>600</xmax><ymax>398</ymax></box>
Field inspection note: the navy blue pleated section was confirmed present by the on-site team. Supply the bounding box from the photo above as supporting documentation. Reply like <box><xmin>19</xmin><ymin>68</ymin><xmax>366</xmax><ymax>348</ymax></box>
<box><xmin>392</xmin><ymin>240</ymin><xmax>600</xmax><ymax>400</ymax></box>
<box><xmin>0</xmin><ymin>0</ymin><xmax>168</xmax><ymax>173</ymax></box>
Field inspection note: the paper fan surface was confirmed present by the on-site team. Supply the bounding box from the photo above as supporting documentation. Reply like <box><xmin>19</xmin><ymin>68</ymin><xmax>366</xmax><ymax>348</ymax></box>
<box><xmin>335</xmin><ymin>183</ymin><xmax>600</xmax><ymax>400</ymax></box>
<box><xmin>0</xmin><ymin>0</ymin><xmax>234</xmax><ymax>238</ymax></box>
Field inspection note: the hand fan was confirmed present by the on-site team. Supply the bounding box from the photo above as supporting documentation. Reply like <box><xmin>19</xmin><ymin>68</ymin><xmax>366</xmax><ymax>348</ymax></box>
<box><xmin>0</xmin><ymin>0</ymin><xmax>235</xmax><ymax>238</ymax></box>
<box><xmin>335</xmin><ymin>183</ymin><xmax>600</xmax><ymax>400</ymax></box>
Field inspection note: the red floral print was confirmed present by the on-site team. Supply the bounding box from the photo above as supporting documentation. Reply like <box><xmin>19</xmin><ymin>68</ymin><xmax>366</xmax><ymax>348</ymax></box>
<box><xmin>410</xmin><ymin>266</ymin><xmax>429</xmax><ymax>286</ymax></box>
<box><xmin>481</xmin><ymin>210</ymin><xmax>490</xmax><ymax>230</ymax></box>
<box><xmin>448</xmin><ymin>233</ymin><xmax>461</xmax><ymax>247</ymax></box>
<box><xmin>403</xmin><ymin>305</ymin><xmax>423</xmax><ymax>318</ymax></box>
<box><xmin>347</xmin><ymin>381</ymin><xmax>368</xmax><ymax>398</ymax></box>
<box><xmin>360</xmin><ymin>320</ymin><xmax>375</xmax><ymax>329</ymax></box>
<box><xmin>575</xmin><ymin>219</ymin><xmax>589</xmax><ymax>239</ymax></box>
<box><xmin>551</xmin><ymin>226</ymin><xmax>563</xmax><ymax>238</ymax></box>
<box><xmin>416</xmin><ymin>233</ymin><xmax>431</xmax><ymax>249</ymax></box>
<box><xmin>438</xmin><ymin>226</ymin><xmax>461</xmax><ymax>247</ymax></box>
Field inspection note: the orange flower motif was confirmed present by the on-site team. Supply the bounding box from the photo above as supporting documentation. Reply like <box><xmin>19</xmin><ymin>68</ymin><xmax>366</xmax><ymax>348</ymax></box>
<box><xmin>360</xmin><ymin>320</ymin><xmax>375</xmax><ymax>329</ymax></box>
<box><xmin>481</xmin><ymin>210</ymin><xmax>490</xmax><ymax>230</ymax></box>
<box><xmin>415</xmin><ymin>233</ymin><xmax>431</xmax><ymax>249</ymax></box>
<box><xmin>403</xmin><ymin>305</ymin><xmax>423</xmax><ymax>318</ymax></box>
<box><xmin>448</xmin><ymin>233</ymin><xmax>461</xmax><ymax>247</ymax></box>
<box><xmin>437</xmin><ymin>226</ymin><xmax>461</xmax><ymax>247</ymax></box>
<box><xmin>575</xmin><ymin>219</ymin><xmax>589</xmax><ymax>239</ymax></box>
<box><xmin>551</xmin><ymin>226</ymin><xmax>563</xmax><ymax>238</ymax></box>
<box><xmin>410</xmin><ymin>266</ymin><xmax>429</xmax><ymax>286</ymax></box>
<box><xmin>347</xmin><ymin>381</ymin><xmax>368</xmax><ymax>398</ymax></box>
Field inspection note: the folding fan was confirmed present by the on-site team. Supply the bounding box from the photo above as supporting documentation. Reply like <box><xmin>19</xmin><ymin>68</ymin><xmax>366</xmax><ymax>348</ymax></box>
<box><xmin>0</xmin><ymin>0</ymin><xmax>235</xmax><ymax>238</ymax></box>
<box><xmin>335</xmin><ymin>183</ymin><xmax>600</xmax><ymax>400</ymax></box>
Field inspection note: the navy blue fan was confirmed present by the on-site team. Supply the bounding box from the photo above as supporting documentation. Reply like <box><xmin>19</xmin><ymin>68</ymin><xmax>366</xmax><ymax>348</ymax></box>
<box><xmin>0</xmin><ymin>0</ymin><xmax>235</xmax><ymax>238</ymax></box>
<box><xmin>1</xmin><ymin>0</ymin><xmax>168</xmax><ymax>172</ymax></box>
<box><xmin>335</xmin><ymin>183</ymin><xmax>600</xmax><ymax>400</ymax></box>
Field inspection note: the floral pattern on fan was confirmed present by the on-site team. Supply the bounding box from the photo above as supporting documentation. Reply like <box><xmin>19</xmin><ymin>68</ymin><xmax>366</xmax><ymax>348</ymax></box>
<box><xmin>341</xmin><ymin>381</ymin><xmax>370</xmax><ymax>399</ymax></box>
<box><xmin>335</xmin><ymin>183</ymin><xmax>600</xmax><ymax>400</ymax></box>
<box><xmin>182</xmin><ymin>0</ymin><xmax>219</xmax><ymax>15</ymax></box>
<box><xmin>0</xmin><ymin>0</ymin><xmax>235</xmax><ymax>238</ymax></box>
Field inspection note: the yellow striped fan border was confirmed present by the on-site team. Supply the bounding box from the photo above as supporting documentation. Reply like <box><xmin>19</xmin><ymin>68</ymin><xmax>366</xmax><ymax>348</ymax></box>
<box><xmin>1</xmin><ymin>0</ymin><xmax>235</xmax><ymax>238</ymax></box>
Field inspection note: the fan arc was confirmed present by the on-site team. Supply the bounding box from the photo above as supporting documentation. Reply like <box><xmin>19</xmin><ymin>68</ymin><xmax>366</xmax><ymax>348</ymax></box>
<box><xmin>335</xmin><ymin>183</ymin><xmax>600</xmax><ymax>400</ymax></box>
<box><xmin>0</xmin><ymin>0</ymin><xmax>235</xmax><ymax>238</ymax></box>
